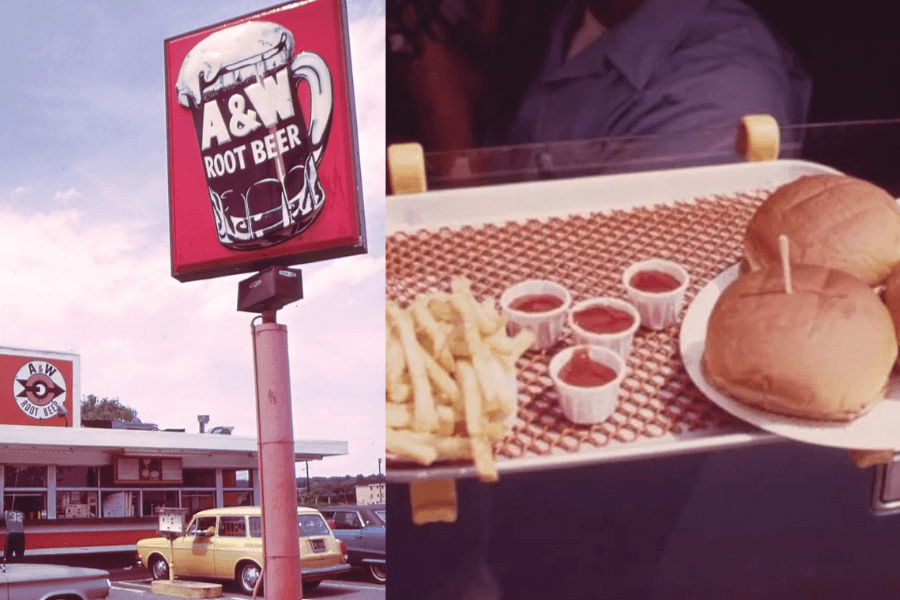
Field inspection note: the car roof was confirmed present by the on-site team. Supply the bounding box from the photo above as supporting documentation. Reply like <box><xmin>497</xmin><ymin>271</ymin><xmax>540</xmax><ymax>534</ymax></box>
<box><xmin>322</xmin><ymin>504</ymin><xmax>385</xmax><ymax>511</ymax></box>
<box><xmin>192</xmin><ymin>506</ymin><xmax>322</xmax><ymax>517</ymax></box>
<box><xmin>0</xmin><ymin>563</ymin><xmax>110</xmax><ymax>583</ymax></box>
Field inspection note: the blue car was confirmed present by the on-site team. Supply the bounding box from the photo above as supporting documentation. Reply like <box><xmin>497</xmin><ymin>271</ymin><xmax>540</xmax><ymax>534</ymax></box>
<box><xmin>320</xmin><ymin>504</ymin><xmax>385</xmax><ymax>583</ymax></box>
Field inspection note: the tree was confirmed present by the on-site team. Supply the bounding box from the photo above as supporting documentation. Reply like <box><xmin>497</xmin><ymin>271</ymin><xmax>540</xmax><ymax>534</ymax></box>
<box><xmin>81</xmin><ymin>395</ymin><xmax>141</xmax><ymax>424</ymax></box>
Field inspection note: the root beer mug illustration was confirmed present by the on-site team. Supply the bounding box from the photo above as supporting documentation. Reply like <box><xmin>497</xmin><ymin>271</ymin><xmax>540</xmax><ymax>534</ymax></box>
<box><xmin>176</xmin><ymin>21</ymin><xmax>333</xmax><ymax>250</ymax></box>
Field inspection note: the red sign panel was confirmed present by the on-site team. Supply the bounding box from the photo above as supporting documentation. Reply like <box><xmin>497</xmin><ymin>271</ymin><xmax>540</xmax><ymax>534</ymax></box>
<box><xmin>0</xmin><ymin>348</ymin><xmax>78</xmax><ymax>427</ymax></box>
<box><xmin>164</xmin><ymin>0</ymin><xmax>366</xmax><ymax>282</ymax></box>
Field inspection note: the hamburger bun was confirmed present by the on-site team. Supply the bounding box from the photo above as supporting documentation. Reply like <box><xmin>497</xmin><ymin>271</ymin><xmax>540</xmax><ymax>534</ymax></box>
<box><xmin>744</xmin><ymin>174</ymin><xmax>900</xmax><ymax>286</ymax></box>
<box><xmin>702</xmin><ymin>264</ymin><xmax>897</xmax><ymax>421</ymax></box>
<box><xmin>884</xmin><ymin>262</ymin><xmax>900</xmax><ymax>340</ymax></box>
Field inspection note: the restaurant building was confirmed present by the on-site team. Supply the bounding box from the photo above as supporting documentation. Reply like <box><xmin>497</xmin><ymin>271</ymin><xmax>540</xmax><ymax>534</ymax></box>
<box><xmin>0</xmin><ymin>346</ymin><xmax>347</xmax><ymax>558</ymax></box>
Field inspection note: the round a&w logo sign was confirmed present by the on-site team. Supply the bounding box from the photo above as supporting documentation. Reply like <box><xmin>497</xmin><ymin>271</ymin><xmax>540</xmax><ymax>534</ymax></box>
<box><xmin>13</xmin><ymin>360</ymin><xmax>67</xmax><ymax>419</ymax></box>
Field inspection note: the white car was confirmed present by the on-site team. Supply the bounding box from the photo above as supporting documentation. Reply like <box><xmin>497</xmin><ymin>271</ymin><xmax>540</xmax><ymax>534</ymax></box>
<box><xmin>0</xmin><ymin>562</ymin><xmax>110</xmax><ymax>600</ymax></box>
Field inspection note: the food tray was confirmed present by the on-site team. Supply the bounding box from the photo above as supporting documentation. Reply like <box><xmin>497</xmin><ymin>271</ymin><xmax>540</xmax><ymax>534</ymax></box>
<box><xmin>386</xmin><ymin>160</ymin><xmax>841</xmax><ymax>482</ymax></box>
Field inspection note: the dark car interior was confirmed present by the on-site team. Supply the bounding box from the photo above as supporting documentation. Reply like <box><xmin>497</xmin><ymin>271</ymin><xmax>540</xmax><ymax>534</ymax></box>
<box><xmin>745</xmin><ymin>0</ymin><xmax>900</xmax><ymax>195</ymax></box>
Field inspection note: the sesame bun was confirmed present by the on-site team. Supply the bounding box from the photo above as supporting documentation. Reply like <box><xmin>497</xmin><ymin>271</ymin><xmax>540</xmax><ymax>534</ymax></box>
<box><xmin>744</xmin><ymin>174</ymin><xmax>900</xmax><ymax>286</ymax></box>
<box><xmin>702</xmin><ymin>264</ymin><xmax>897</xmax><ymax>421</ymax></box>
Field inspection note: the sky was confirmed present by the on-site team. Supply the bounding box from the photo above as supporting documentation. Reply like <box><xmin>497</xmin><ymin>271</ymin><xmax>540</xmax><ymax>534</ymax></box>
<box><xmin>0</xmin><ymin>0</ymin><xmax>385</xmax><ymax>478</ymax></box>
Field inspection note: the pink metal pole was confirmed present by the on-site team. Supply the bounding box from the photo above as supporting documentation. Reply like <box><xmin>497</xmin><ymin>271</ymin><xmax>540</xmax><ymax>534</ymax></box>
<box><xmin>253</xmin><ymin>312</ymin><xmax>303</xmax><ymax>599</ymax></box>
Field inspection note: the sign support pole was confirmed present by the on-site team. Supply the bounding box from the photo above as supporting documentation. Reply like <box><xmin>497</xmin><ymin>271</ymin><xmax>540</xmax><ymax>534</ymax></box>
<box><xmin>169</xmin><ymin>538</ymin><xmax>175</xmax><ymax>583</ymax></box>
<box><xmin>252</xmin><ymin>310</ymin><xmax>303</xmax><ymax>599</ymax></box>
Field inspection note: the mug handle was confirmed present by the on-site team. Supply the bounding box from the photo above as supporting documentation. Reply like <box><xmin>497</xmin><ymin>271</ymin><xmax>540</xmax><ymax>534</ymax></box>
<box><xmin>290</xmin><ymin>52</ymin><xmax>333</xmax><ymax>165</ymax></box>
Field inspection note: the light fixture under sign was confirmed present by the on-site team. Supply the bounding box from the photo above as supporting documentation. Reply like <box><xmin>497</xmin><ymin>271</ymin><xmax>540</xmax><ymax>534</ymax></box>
<box><xmin>237</xmin><ymin>265</ymin><xmax>303</xmax><ymax>313</ymax></box>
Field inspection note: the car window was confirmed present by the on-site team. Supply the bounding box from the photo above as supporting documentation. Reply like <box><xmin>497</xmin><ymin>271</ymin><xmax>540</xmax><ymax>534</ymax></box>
<box><xmin>362</xmin><ymin>510</ymin><xmax>385</xmax><ymax>527</ymax></box>
<box><xmin>188</xmin><ymin>516</ymin><xmax>217</xmax><ymax>537</ymax></box>
<box><xmin>333</xmin><ymin>511</ymin><xmax>362</xmax><ymax>529</ymax></box>
<box><xmin>218</xmin><ymin>516</ymin><xmax>247</xmax><ymax>537</ymax></box>
<box><xmin>375</xmin><ymin>509</ymin><xmax>385</xmax><ymax>524</ymax></box>
<box><xmin>249</xmin><ymin>516</ymin><xmax>262</xmax><ymax>538</ymax></box>
<box><xmin>298</xmin><ymin>513</ymin><xmax>331</xmax><ymax>537</ymax></box>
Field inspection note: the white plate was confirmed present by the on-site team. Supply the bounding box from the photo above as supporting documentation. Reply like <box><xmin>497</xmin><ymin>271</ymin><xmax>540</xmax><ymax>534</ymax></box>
<box><xmin>679</xmin><ymin>263</ymin><xmax>900</xmax><ymax>450</ymax></box>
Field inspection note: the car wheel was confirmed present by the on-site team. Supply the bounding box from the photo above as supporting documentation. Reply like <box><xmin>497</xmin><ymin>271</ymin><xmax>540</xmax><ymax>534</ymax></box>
<box><xmin>237</xmin><ymin>561</ymin><xmax>263</xmax><ymax>595</ymax></box>
<box><xmin>150</xmin><ymin>556</ymin><xmax>170</xmax><ymax>581</ymax></box>
<box><xmin>368</xmin><ymin>562</ymin><xmax>386</xmax><ymax>584</ymax></box>
<box><xmin>302</xmin><ymin>580</ymin><xmax>322</xmax><ymax>592</ymax></box>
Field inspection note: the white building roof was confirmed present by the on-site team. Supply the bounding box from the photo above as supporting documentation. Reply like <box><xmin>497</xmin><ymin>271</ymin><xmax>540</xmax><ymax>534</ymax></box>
<box><xmin>0</xmin><ymin>424</ymin><xmax>347</xmax><ymax>469</ymax></box>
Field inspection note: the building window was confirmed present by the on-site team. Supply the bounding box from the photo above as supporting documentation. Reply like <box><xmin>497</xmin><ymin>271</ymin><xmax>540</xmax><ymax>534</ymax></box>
<box><xmin>4</xmin><ymin>465</ymin><xmax>47</xmax><ymax>488</ymax></box>
<box><xmin>56</xmin><ymin>466</ymin><xmax>99</xmax><ymax>488</ymax></box>
<box><xmin>224</xmin><ymin>491</ymin><xmax>253</xmax><ymax>507</ymax></box>
<box><xmin>57</xmin><ymin>490</ymin><xmax>99</xmax><ymax>518</ymax></box>
<box><xmin>182</xmin><ymin>491</ymin><xmax>215</xmax><ymax>521</ymax></box>
<box><xmin>183</xmin><ymin>469</ymin><xmax>216</xmax><ymax>488</ymax></box>
<box><xmin>56</xmin><ymin>466</ymin><xmax>100</xmax><ymax>519</ymax></box>
<box><xmin>142</xmin><ymin>490</ymin><xmax>179</xmax><ymax>517</ymax></box>
<box><xmin>3</xmin><ymin>492</ymin><xmax>46</xmax><ymax>522</ymax></box>
<box><xmin>101</xmin><ymin>490</ymin><xmax>139</xmax><ymax>518</ymax></box>
<box><xmin>222</xmin><ymin>469</ymin><xmax>251</xmax><ymax>488</ymax></box>
<box><xmin>223</xmin><ymin>469</ymin><xmax>253</xmax><ymax>506</ymax></box>
<box><xmin>3</xmin><ymin>465</ymin><xmax>48</xmax><ymax>522</ymax></box>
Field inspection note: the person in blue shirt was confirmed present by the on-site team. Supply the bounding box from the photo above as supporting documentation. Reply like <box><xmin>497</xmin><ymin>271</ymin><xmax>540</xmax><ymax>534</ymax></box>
<box><xmin>389</xmin><ymin>0</ymin><xmax>811</xmax><ymax>165</ymax></box>
<box><xmin>493</xmin><ymin>0</ymin><xmax>811</xmax><ymax>146</ymax></box>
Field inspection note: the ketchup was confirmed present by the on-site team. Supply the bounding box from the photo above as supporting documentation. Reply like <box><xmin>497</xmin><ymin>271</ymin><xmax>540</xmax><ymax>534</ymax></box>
<box><xmin>558</xmin><ymin>348</ymin><xmax>618</xmax><ymax>387</ymax></box>
<box><xmin>509</xmin><ymin>294</ymin><xmax>564</xmax><ymax>313</ymax></box>
<box><xmin>572</xmin><ymin>305</ymin><xmax>634</xmax><ymax>334</ymax></box>
<box><xmin>629</xmin><ymin>269</ymin><xmax>681</xmax><ymax>293</ymax></box>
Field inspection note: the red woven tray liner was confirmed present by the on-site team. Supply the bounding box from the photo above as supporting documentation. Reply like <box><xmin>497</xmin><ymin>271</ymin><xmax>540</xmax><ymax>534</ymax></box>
<box><xmin>387</xmin><ymin>190</ymin><xmax>768</xmax><ymax>463</ymax></box>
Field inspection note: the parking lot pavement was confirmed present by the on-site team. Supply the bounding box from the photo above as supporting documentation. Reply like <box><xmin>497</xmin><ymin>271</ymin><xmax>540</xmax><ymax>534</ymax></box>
<box><xmin>107</xmin><ymin>565</ymin><xmax>149</xmax><ymax>581</ymax></box>
<box><xmin>108</xmin><ymin>573</ymin><xmax>384</xmax><ymax>600</ymax></box>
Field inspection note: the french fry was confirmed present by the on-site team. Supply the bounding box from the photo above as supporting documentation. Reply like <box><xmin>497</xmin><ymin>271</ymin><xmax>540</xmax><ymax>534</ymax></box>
<box><xmin>386</xmin><ymin>428</ymin><xmax>438</xmax><ymax>466</ymax></box>
<box><xmin>456</xmin><ymin>361</ymin><xmax>483</xmax><ymax>436</ymax></box>
<box><xmin>410</xmin><ymin>296</ymin><xmax>455</xmax><ymax>372</ymax></box>
<box><xmin>489</xmin><ymin>356</ymin><xmax>517</xmax><ymax>419</ymax></box>
<box><xmin>449</xmin><ymin>293</ymin><xmax>501</xmax><ymax>410</ymax></box>
<box><xmin>386</xmin><ymin>278</ymin><xmax>532</xmax><ymax>483</ymax></box>
<box><xmin>457</xmin><ymin>360</ymin><xmax>497</xmax><ymax>482</ymax></box>
<box><xmin>386</xmin><ymin>403</ymin><xmax>411</xmax><ymax>429</ymax></box>
<box><xmin>387</xmin><ymin>380</ymin><xmax>411</xmax><ymax>404</ymax></box>
<box><xmin>434</xmin><ymin>436</ymin><xmax>474</xmax><ymax>460</ymax></box>
<box><xmin>426</xmin><ymin>293</ymin><xmax>455</xmax><ymax>323</ymax></box>
<box><xmin>483</xmin><ymin>421</ymin><xmax>509</xmax><ymax>442</ymax></box>
<box><xmin>485</xmin><ymin>329</ymin><xmax>534</xmax><ymax>365</ymax></box>
<box><xmin>422</xmin><ymin>348</ymin><xmax>461</xmax><ymax>406</ymax></box>
<box><xmin>387</xmin><ymin>302</ymin><xmax>439</xmax><ymax>433</ymax></box>
<box><xmin>451</xmin><ymin>277</ymin><xmax>501</xmax><ymax>335</ymax></box>
<box><xmin>386</xmin><ymin>331</ymin><xmax>406</xmax><ymax>389</ymax></box>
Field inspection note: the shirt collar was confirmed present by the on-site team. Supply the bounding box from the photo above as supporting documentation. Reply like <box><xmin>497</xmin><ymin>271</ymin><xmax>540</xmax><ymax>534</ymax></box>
<box><xmin>540</xmin><ymin>0</ymin><xmax>714</xmax><ymax>90</ymax></box>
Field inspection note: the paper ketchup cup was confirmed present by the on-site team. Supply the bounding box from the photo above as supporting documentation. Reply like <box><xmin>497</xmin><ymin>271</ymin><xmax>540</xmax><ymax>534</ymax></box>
<box><xmin>622</xmin><ymin>259</ymin><xmax>690</xmax><ymax>330</ymax></box>
<box><xmin>549</xmin><ymin>344</ymin><xmax>625</xmax><ymax>424</ymax></box>
<box><xmin>499</xmin><ymin>280</ymin><xmax>571</xmax><ymax>350</ymax></box>
<box><xmin>568</xmin><ymin>297</ymin><xmax>640</xmax><ymax>359</ymax></box>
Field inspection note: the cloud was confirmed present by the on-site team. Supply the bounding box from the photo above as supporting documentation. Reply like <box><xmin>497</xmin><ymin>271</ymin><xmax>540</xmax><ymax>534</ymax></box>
<box><xmin>350</xmin><ymin>14</ymin><xmax>386</xmax><ymax>216</ymax></box>
<box><xmin>53</xmin><ymin>187</ymin><xmax>82</xmax><ymax>203</ymax></box>
<box><xmin>0</xmin><ymin>205</ymin><xmax>383</xmax><ymax>470</ymax></box>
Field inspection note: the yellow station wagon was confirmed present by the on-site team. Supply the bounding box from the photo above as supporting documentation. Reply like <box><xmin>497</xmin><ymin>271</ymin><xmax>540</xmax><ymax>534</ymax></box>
<box><xmin>136</xmin><ymin>506</ymin><xmax>350</xmax><ymax>594</ymax></box>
